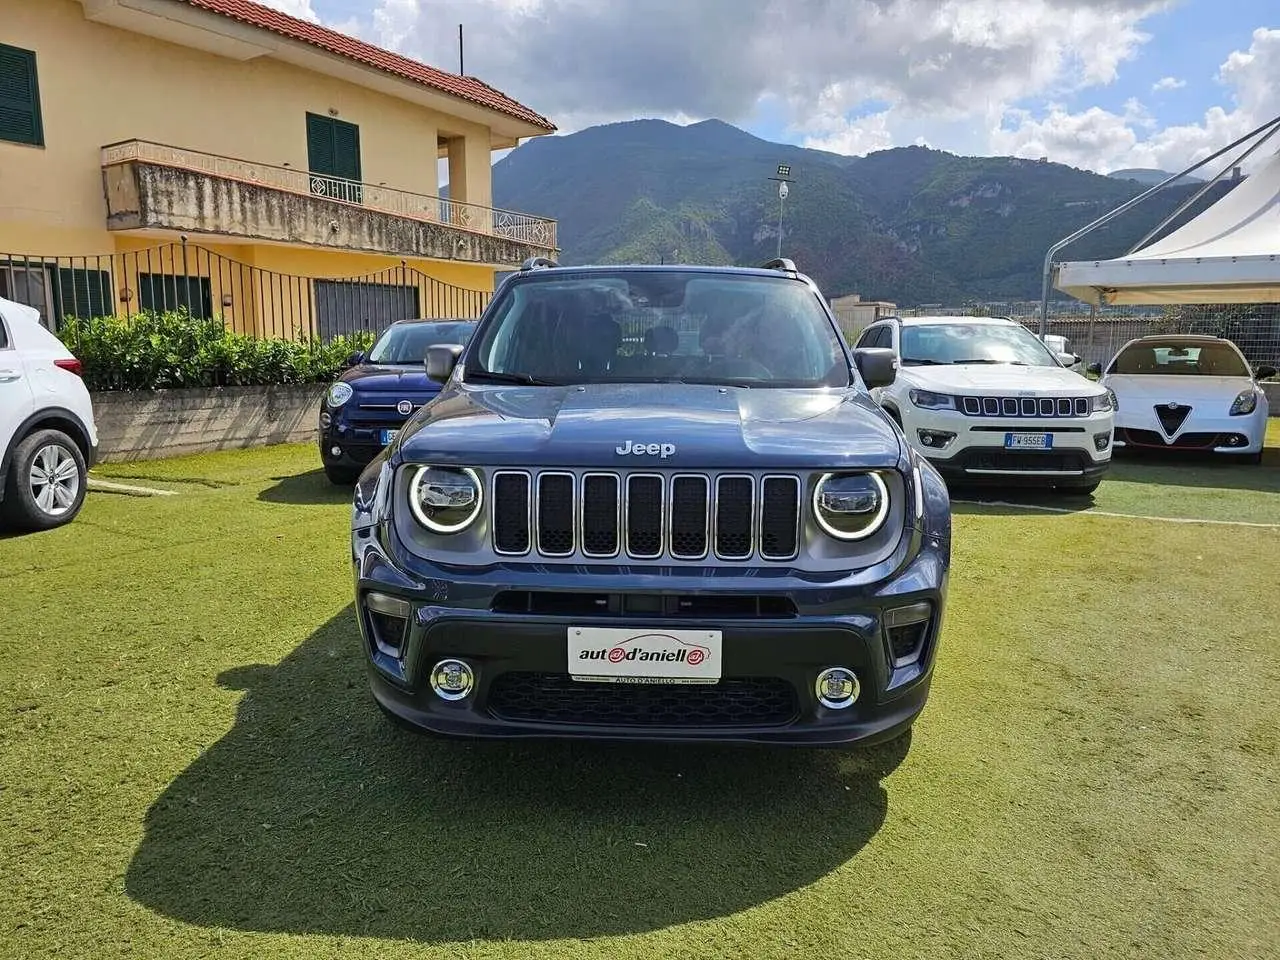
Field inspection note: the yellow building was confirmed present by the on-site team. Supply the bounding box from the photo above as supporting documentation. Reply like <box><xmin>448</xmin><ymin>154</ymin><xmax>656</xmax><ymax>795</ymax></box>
<box><xmin>0</xmin><ymin>0</ymin><xmax>558</xmax><ymax>339</ymax></box>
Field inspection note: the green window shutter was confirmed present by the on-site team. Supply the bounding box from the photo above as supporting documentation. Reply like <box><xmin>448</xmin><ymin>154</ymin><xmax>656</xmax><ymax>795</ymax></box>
<box><xmin>331</xmin><ymin>119</ymin><xmax>361</xmax><ymax>181</ymax></box>
<box><xmin>0</xmin><ymin>43</ymin><xmax>44</xmax><ymax>147</ymax></box>
<box><xmin>54</xmin><ymin>267</ymin><xmax>113</xmax><ymax>325</ymax></box>
<box><xmin>306</xmin><ymin>112</ymin><xmax>335</xmax><ymax>176</ymax></box>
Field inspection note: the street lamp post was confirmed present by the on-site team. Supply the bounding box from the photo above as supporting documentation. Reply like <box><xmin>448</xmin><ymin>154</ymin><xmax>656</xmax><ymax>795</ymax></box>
<box><xmin>768</xmin><ymin>163</ymin><xmax>795</xmax><ymax>258</ymax></box>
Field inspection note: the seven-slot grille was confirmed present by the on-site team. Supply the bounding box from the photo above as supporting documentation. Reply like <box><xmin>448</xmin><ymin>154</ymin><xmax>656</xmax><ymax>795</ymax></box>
<box><xmin>959</xmin><ymin>396</ymin><xmax>1091</xmax><ymax>418</ymax></box>
<box><xmin>490</xmin><ymin>471</ymin><xmax>802</xmax><ymax>562</ymax></box>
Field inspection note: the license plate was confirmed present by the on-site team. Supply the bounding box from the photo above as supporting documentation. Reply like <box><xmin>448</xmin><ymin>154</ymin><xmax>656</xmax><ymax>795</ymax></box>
<box><xmin>568</xmin><ymin>627</ymin><xmax>722</xmax><ymax>684</ymax></box>
<box><xmin>380</xmin><ymin>429</ymin><xmax>399</xmax><ymax>444</ymax></box>
<box><xmin>1005</xmin><ymin>432</ymin><xmax>1052</xmax><ymax>450</ymax></box>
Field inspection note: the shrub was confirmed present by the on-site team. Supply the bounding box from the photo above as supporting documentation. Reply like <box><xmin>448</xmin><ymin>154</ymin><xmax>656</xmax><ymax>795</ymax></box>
<box><xmin>57</xmin><ymin>311</ymin><xmax>375</xmax><ymax>392</ymax></box>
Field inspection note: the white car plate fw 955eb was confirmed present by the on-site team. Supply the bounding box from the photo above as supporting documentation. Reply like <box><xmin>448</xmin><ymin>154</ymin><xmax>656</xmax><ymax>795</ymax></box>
<box><xmin>568</xmin><ymin>627</ymin><xmax>722</xmax><ymax>684</ymax></box>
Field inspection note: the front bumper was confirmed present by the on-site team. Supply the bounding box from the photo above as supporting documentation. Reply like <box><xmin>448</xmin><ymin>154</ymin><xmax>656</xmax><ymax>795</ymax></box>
<box><xmin>904</xmin><ymin>408</ymin><xmax>1112</xmax><ymax>486</ymax></box>
<box><xmin>1113</xmin><ymin>409</ymin><xmax>1265</xmax><ymax>455</ymax></box>
<box><xmin>352</xmin><ymin>523</ymin><xmax>949</xmax><ymax>747</ymax></box>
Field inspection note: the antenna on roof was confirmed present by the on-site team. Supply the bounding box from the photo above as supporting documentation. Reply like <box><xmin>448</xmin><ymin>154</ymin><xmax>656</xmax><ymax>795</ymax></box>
<box><xmin>458</xmin><ymin>24</ymin><xmax>464</xmax><ymax>75</ymax></box>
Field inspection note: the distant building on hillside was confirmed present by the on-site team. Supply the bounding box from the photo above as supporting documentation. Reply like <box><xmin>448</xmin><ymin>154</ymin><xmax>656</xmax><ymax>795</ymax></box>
<box><xmin>829</xmin><ymin>293</ymin><xmax>897</xmax><ymax>340</ymax></box>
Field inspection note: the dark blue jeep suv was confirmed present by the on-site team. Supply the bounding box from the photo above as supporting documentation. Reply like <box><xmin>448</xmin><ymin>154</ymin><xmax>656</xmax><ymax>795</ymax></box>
<box><xmin>318</xmin><ymin>318</ymin><xmax>477</xmax><ymax>483</ymax></box>
<box><xmin>349</xmin><ymin>258</ymin><xmax>952</xmax><ymax>748</ymax></box>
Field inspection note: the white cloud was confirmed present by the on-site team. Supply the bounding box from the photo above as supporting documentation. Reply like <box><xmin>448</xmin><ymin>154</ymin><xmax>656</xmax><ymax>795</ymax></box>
<box><xmin>255</xmin><ymin>0</ymin><xmax>319</xmax><ymax>22</ymax></box>
<box><xmin>994</xmin><ymin>27</ymin><xmax>1280</xmax><ymax>173</ymax></box>
<box><xmin>345</xmin><ymin>0</ymin><xmax>1170</xmax><ymax>141</ymax></box>
<box><xmin>1152</xmin><ymin>75</ymin><xmax>1185</xmax><ymax>92</ymax></box>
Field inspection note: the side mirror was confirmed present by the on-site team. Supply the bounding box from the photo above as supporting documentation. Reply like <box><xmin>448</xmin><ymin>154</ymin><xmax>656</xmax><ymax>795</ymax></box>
<box><xmin>1055</xmin><ymin>351</ymin><xmax>1078</xmax><ymax>367</ymax></box>
<box><xmin>1086</xmin><ymin>362</ymin><xmax>1102</xmax><ymax>377</ymax></box>
<box><xmin>853</xmin><ymin>347</ymin><xmax>898</xmax><ymax>389</ymax></box>
<box><xmin>426</xmin><ymin>344</ymin><xmax>464</xmax><ymax>382</ymax></box>
<box><xmin>1256</xmin><ymin>364</ymin><xmax>1277</xmax><ymax>380</ymax></box>
<box><xmin>346</xmin><ymin>351</ymin><xmax>365</xmax><ymax>366</ymax></box>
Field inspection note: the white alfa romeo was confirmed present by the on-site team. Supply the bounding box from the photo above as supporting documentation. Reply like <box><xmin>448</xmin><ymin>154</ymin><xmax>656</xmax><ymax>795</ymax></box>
<box><xmin>852</xmin><ymin>315</ymin><xmax>1115</xmax><ymax>493</ymax></box>
<box><xmin>1092</xmin><ymin>335</ymin><xmax>1273</xmax><ymax>464</ymax></box>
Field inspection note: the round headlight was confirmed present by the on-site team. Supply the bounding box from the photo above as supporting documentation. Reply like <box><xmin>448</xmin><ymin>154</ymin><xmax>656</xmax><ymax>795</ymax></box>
<box><xmin>813</xmin><ymin>472</ymin><xmax>889</xmax><ymax>541</ymax></box>
<box><xmin>408</xmin><ymin>465</ymin><xmax>483</xmax><ymax>534</ymax></box>
<box><xmin>327</xmin><ymin>382</ymin><xmax>353</xmax><ymax>407</ymax></box>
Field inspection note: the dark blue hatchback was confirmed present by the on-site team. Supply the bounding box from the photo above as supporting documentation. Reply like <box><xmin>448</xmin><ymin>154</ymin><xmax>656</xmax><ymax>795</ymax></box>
<box><xmin>318</xmin><ymin>318</ymin><xmax>477</xmax><ymax>483</ymax></box>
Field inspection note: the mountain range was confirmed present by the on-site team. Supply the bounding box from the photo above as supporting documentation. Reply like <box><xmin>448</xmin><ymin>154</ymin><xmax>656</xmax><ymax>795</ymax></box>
<box><xmin>491</xmin><ymin>119</ymin><xmax>1232</xmax><ymax>305</ymax></box>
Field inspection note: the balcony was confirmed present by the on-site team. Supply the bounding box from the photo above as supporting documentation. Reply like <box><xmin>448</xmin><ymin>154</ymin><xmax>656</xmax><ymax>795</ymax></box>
<box><xmin>100</xmin><ymin>140</ymin><xmax>557</xmax><ymax>267</ymax></box>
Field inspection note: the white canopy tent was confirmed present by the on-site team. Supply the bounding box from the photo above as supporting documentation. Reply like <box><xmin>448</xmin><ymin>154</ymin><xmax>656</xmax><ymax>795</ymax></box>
<box><xmin>1054</xmin><ymin>146</ymin><xmax>1280</xmax><ymax>306</ymax></box>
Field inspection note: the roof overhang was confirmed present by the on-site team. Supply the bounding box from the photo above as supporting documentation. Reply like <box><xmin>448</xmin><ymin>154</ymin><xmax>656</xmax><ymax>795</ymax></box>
<box><xmin>1056</xmin><ymin>255</ymin><xmax>1280</xmax><ymax>306</ymax></box>
<box><xmin>76</xmin><ymin>0</ymin><xmax>549</xmax><ymax>147</ymax></box>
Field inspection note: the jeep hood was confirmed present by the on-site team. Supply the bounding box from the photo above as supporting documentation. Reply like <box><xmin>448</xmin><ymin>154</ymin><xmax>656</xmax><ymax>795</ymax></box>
<box><xmin>902</xmin><ymin>364</ymin><xmax>1101</xmax><ymax>395</ymax></box>
<box><xmin>396</xmin><ymin>383</ymin><xmax>904</xmax><ymax>470</ymax></box>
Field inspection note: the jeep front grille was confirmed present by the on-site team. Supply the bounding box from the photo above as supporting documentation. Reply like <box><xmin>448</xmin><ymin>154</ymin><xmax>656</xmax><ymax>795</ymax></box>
<box><xmin>959</xmin><ymin>396</ymin><xmax>1090</xmax><ymax>418</ymax></box>
<box><xmin>490</xmin><ymin>470</ymin><xmax>802</xmax><ymax>562</ymax></box>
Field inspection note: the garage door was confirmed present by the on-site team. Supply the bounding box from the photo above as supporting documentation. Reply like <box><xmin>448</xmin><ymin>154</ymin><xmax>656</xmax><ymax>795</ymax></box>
<box><xmin>314</xmin><ymin>280</ymin><xmax>419</xmax><ymax>340</ymax></box>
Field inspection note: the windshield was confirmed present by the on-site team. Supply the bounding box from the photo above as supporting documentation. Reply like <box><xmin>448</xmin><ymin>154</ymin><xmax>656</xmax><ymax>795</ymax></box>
<box><xmin>367</xmin><ymin>321</ymin><xmax>476</xmax><ymax>365</ymax></box>
<box><xmin>464</xmin><ymin>270</ymin><xmax>850</xmax><ymax>388</ymax></box>
<box><xmin>900</xmin><ymin>322</ymin><xmax>1060</xmax><ymax>367</ymax></box>
<box><xmin>1110</xmin><ymin>341</ymin><xmax>1251</xmax><ymax>377</ymax></box>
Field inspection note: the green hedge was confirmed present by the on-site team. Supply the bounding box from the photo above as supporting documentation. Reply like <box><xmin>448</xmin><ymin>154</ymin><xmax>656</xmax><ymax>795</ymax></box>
<box><xmin>58</xmin><ymin>311</ymin><xmax>375</xmax><ymax>392</ymax></box>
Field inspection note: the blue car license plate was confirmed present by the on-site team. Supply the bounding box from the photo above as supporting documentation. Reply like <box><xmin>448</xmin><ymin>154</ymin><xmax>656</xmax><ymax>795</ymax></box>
<box><xmin>380</xmin><ymin>429</ymin><xmax>399</xmax><ymax>445</ymax></box>
<box><xmin>1005</xmin><ymin>432</ymin><xmax>1052</xmax><ymax>450</ymax></box>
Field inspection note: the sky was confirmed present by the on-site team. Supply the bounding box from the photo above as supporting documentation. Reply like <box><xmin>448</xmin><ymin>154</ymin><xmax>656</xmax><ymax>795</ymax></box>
<box><xmin>263</xmin><ymin>0</ymin><xmax>1277</xmax><ymax>176</ymax></box>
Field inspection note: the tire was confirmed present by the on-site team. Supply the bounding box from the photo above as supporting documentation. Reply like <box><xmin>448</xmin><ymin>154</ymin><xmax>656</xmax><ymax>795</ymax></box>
<box><xmin>0</xmin><ymin>429</ymin><xmax>88</xmax><ymax>532</ymax></box>
<box><xmin>1242</xmin><ymin>450</ymin><xmax>1263</xmax><ymax>465</ymax></box>
<box><xmin>324</xmin><ymin>463</ymin><xmax>361</xmax><ymax>485</ymax></box>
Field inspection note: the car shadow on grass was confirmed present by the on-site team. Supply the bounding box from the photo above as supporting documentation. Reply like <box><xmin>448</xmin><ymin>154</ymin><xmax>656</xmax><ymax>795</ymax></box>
<box><xmin>257</xmin><ymin>469</ymin><xmax>353</xmax><ymax>506</ymax></box>
<box><xmin>946</xmin><ymin>482</ymin><xmax>1097</xmax><ymax>517</ymax></box>
<box><xmin>125</xmin><ymin>605</ymin><xmax>906</xmax><ymax>943</ymax></box>
<box><xmin>1105</xmin><ymin>446</ymin><xmax>1280</xmax><ymax>493</ymax></box>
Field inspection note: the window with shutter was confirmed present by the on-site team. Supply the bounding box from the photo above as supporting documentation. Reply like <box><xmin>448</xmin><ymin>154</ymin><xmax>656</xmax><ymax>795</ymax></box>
<box><xmin>0</xmin><ymin>43</ymin><xmax>43</xmax><ymax>147</ymax></box>
<box><xmin>55</xmin><ymin>268</ymin><xmax>114</xmax><ymax>325</ymax></box>
<box><xmin>137</xmin><ymin>273</ymin><xmax>212</xmax><ymax>320</ymax></box>
<box><xmin>306</xmin><ymin>112</ymin><xmax>363</xmax><ymax>204</ymax></box>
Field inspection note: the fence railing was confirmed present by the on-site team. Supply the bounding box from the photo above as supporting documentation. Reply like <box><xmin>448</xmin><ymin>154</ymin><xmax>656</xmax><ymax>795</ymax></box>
<box><xmin>101</xmin><ymin>139</ymin><xmax>558</xmax><ymax>249</ymax></box>
<box><xmin>0</xmin><ymin>241</ymin><xmax>492</xmax><ymax>342</ymax></box>
<box><xmin>837</xmin><ymin>302</ymin><xmax>1280</xmax><ymax>370</ymax></box>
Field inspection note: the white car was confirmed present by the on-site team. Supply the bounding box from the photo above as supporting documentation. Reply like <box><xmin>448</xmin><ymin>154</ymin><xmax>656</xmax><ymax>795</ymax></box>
<box><xmin>0</xmin><ymin>296</ymin><xmax>99</xmax><ymax>531</ymax></box>
<box><xmin>852</xmin><ymin>315</ymin><xmax>1115</xmax><ymax>493</ymax></box>
<box><xmin>1092</xmin><ymin>334</ymin><xmax>1274</xmax><ymax>465</ymax></box>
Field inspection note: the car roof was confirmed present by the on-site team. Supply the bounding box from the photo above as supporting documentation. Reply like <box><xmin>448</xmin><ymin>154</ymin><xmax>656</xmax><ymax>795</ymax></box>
<box><xmin>1120</xmin><ymin>334</ymin><xmax>1227</xmax><ymax>344</ymax></box>
<box><xmin>894</xmin><ymin>315</ymin><xmax>1019</xmax><ymax>326</ymax></box>
<box><xmin>0</xmin><ymin>295</ymin><xmax>41</xmax><ymax>327</ymax></box>
<box><xmin>387</xmin><ymin>317</ymin><xmax>478</xmax><ymax>325</ymax></box>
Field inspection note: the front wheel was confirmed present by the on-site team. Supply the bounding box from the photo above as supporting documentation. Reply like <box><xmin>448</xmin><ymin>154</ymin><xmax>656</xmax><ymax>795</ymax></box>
<box><xmin>0</xmin><ymin>429</ymin><xmax>88</xmax><ymax>532</ymax></box>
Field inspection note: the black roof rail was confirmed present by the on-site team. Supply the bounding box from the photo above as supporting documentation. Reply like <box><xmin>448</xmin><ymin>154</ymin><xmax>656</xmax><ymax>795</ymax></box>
<box><xmin>519</xmin><ymin>256</ymin><xmax>559</xmax><ymax>271</ymax></box>
<box><xmin>760</xmin><ymin>257</ymin><xmax>798</xmax><ymax>274</ymax></box>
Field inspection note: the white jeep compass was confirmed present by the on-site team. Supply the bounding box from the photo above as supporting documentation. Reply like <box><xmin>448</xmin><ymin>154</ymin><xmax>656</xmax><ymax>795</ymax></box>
<box><xmin>852</xmin><ymin>315</ymin><xmax>1115</xmax><ymax>493</ymax></box>
<box><xmin>0</xmin><ymin>296</ymin><xmax>99</xmax><ymax>531</ymax></box>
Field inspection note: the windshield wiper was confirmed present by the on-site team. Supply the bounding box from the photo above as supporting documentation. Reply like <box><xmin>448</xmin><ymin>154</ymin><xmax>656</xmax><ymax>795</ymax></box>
<box><xmin>900</xmin><ymin>358</ymin><xmax>947</xmax><ymax>365</ymax></box>
<box><xmin>465</xmin><ymin>370</ymin><xmax>564</xmax><ymax>386</ymax></box>
<box><xmin>952</xmin><ymin>359</ymin><xmax>1031</xmax><ymax>366</ymax></box>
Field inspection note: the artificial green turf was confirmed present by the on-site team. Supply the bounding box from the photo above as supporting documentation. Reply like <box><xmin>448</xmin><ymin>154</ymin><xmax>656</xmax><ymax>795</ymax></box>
<box><xmin>2</xmin><ymin>433</ymin><xmax>1278</xmax><ymax>959</ymax></box>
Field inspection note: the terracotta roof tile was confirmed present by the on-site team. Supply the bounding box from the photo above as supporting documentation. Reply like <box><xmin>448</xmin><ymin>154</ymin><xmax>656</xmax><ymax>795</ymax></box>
<box><xmin>173</xmin><ymin>0</ymin><xmax>556</xmax><ymax>131</ymax></box>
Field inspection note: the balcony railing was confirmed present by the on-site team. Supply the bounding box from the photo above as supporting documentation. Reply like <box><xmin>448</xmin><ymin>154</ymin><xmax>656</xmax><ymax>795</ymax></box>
<box><xmin>101</xmin><ymin>139</ymin><xmax>557</xmax><ymax>249</ymax></box>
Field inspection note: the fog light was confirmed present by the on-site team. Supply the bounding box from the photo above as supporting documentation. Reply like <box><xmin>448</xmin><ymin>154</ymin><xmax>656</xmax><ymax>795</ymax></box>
<box><xmin>815</xmin><ymin>667</ymin><xmax>860</xmax><ymax>709</ymax></box>
<box><xmin>885</xmin><ymin>601</ymin><xmax>932</xmax><ymax>669</ymax></box>
<box><xmin>320</xmin><ymin>412</ymin><xmax>332</xmax><ymax>429</ymax></box>
<box><xmin>917</xmin><ymin>429</ymin><xmax>956</xmax><ymax>449</ymax></box>
<box><xmin>330</xmin><ymin>445</ymin><xmax>342</xmax><ymax>457</ymax></box>
<box><xmin>1094</xmin><ymin>431</ymin><xmax>1111</xmax><ymax>451</ymax></box>
<box><xmin>429</xmin><ymin>659</ymin><xmax>475</xmax><ymax>701</ymax></box>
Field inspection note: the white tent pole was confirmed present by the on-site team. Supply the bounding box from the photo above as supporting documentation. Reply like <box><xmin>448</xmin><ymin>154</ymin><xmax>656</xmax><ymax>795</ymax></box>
<box><xmin>1125</xmin><ymin>117</ymin><xmax>1280</xmax><ymax>256</ymax></box>
<box><xmin>1037</xmin><ymin>112</ymin><xmax>1280</xmax><ymax>335</ymax></box>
